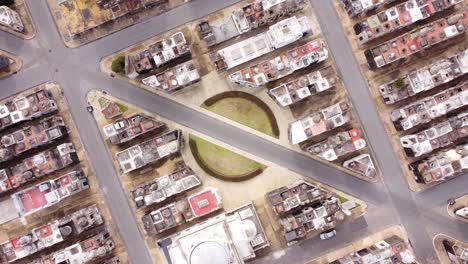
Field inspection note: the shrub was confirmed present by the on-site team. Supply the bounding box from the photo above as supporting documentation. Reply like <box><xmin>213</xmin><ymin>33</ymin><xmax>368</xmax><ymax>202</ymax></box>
<box><xmin>111</xmin><ymin>56</ymin><xmax>125</xmax><ymax>73</ymax></box>
<box><xmin>156</xmin><ymin>42</ymin><xmax>164</xmax><ymax>50</ymax></box>
<box><xmin>394</xmin><ymin>78</ymin><xmax>405</xmax><ymax>89</ymax></box>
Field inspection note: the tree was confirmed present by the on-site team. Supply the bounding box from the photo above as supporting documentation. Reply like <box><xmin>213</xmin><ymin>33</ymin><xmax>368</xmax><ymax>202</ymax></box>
<box><xmin>0</xmin><ymin>0</ymin><xmax>15</xmax><ymax>6</ymax></box>
<box><xmin>156</xmin><ymin>42</ymin><xmax>164</xmax><ymax>50</ymax></box>
<box><xmin>111</xmin><ymin>56</ymin><xmax>125</xmax><ymax>73</ymax></box>
<box><xmin>394</xmin><ymin>78</ymin><xmax>405</xmax><ymax>89</ymax></box>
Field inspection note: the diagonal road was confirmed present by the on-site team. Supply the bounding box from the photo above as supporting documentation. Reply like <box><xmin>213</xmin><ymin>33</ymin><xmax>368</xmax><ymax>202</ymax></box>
<box><xmin>313</xmin><ymin>0</ymin><xmax>433</xmax><ymax>260</ymax></box>
<box><xmin>312</xmin><ymin>0</ymin><xmax>468</xmax><ymax>262</ymax></box>
<box><xmin>0</xmin><ymin>0</ymin><xmax>467</xmax><ymax>263</ymax></box>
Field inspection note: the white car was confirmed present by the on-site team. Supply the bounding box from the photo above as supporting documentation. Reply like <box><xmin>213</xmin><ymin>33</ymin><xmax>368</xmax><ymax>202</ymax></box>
<box><xmin>319</xmin><ymin>229</ymin><xmax>337</xmax><ymax>240</ymax></box>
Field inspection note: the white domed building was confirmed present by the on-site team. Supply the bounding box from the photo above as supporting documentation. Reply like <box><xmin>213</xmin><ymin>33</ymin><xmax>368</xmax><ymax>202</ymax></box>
<box><xmin>157</xmin><ymin>203</ymin><xmax>270</xmax><ymax>264</ymax></box>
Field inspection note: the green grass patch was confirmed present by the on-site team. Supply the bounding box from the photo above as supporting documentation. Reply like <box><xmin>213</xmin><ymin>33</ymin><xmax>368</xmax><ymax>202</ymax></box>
<box><xmin>189</xmin><ymin>135</ymin><xmax>266</xmax><ymax>181</ymax></box>
<box><xmin>116</xmin><ymin>102</ymin><xmax>128</xmax><ymax>113</ymax></box>
<box><xmin>337</xmin><ymin>195</ymin><xmax>349</xmax><ymax>204</ymax></box>
<box><xmin>98</xmin><ymin>97</ymin><xmax>110</xmax><ymax>109</ymax></box>
<box><xmin>337</xmin><ymin>195</ymin><xmax>361</xmax><ymax>208</ymax></box>
<box><xmin>111</xmin><ymin>56</ymin><xmax>125</xmax><ymax>73</ymax></box>
<box><xmin>203</xmin><ymin>97</ymin><xmax>276</xmax><ymax>137</ymax></box>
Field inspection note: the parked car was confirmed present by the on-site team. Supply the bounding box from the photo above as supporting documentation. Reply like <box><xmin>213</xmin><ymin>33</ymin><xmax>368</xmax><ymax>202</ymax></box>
<box><xmin>447</xmin><ymin>198</ymin><xmax>456</xmax><ymax>206</ymax></box>
<box><xmin>319</xmin><ymin>229</ymin><xmax>337</xmax><ymax>240</ymax></box>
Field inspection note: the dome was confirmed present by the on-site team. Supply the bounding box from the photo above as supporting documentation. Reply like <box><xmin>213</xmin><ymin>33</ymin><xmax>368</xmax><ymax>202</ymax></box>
<box><xmin>159</xmin><ymin>177</ymin><xmax>169</xmax><ymax>187</ymax></box>
<box><xmin>299</xmin><ymin>77</ymin><xmax>309</xmax><ymax>87</ymax></box>
<box><xmin>149</xmin><ymin>183</ymin><xmax>158</xmax><ymax>191</ymax></box>
<box><xmin>59</xmin><ymin>225</ymin><xmax>73</xmax><ymax>237</ymax></box>
<box><xmin>22</xmin><ymin>171</ymin><xmax>33</xmax><ymax>180</ymax></box>
<box><xmin>400</xmin><ymin>250</ymin><xmax>416</xmax><ymax>264</ymax></box>
<box><xmin>240</xmin><ymin>219</ymin><xmax>258</xmax><ymax>241</ymax></box>
<box><xmin>32</xmin><ymin>154</ymin><xmax>46</xmax><ymax>165</ymax></box>
<box><xmin>174</xmin><ymin>183</ymin><xmax>183</xmax><ymax>192</ymax></box>
<box><xmin>189</xmin><ymin>241</ymin><xmax>230</xmax><ymax>264</ymax></box>
<box><xmin>135</xmin><ymin>187</ymin><xmax>145</xmax><ymax>196</ymax></box>
<box><xmin>1</xmin><ymin>135</ymin><xmax>13</xmax><ymax>146</ymax></box>
<box><xmin>176</xmin><ymin>200</ymin><xmax>189</xmax><ymax>212</ymax></box>
<box><xmin>311</xmin><ymin>113</ymin><xmax>322</xmax><ymax>123</ymax></box>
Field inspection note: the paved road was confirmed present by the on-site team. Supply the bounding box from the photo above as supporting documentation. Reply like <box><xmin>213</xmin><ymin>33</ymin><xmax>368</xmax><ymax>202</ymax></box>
<box><xmin>313</xmin><ymin>0</ymin><xmax>434</xmax><ymax>261</ymax></box>
<box><xmin>312</xmin><ymin>0</ymin><xmax>468</xmax><ymax>261</ymax></box>
<box><xmin>0</xmin><ymin>0</ymin><xmax>467</xmax><ymax>263</ymax></box>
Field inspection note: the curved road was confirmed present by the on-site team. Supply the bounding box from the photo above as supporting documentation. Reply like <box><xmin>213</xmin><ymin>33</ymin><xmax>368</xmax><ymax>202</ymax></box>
<box><xmin>0</xmin><ymin>0</ymin><xmax>466</xmax><ymax>263</ymax></box>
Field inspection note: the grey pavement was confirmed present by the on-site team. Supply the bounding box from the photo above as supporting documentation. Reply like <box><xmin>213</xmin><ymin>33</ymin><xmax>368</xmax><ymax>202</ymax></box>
<box><xmin>312</xmin><ymin>0</ymin><xmax>468</xmax><ymax>261</ymax></box>
<box><xmin>0</xmin><ymin>0</ymin><xmax>467</xmax><ymax>263</ymax></box>
<box><xmin>313</xmin><ymin>0</ymin><xmax>432</xmax><ymax>261</ymax></box>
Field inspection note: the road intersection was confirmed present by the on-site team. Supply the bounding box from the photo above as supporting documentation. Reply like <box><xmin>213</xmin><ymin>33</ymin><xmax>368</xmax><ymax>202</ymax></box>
<box><xmin>0</xmin><ymin>0</ymin><xmax>467</xmax><ymax>263</ymax></box>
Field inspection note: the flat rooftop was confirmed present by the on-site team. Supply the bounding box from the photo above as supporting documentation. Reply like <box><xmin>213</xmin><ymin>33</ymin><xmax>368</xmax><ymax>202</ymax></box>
<box><xmin>116</xmin><ymin>129</ymin><xmax>182</xmax><ymax>174</ymax></box>
<box><xmin>131</xmin><ymin>167</ymin><xmax>201</xmax><ymax>208</ymax></box>
<box><xmin>218</xmin><ymin>16</ymin><xmax>309</xmax><ymax>70</ymax></box>
<box><xmin>366</xmin><ymin>11</ymin><xmax>468</xmax><ymax>69</ymax></box>
<box><xmin>229</xmin><ymin>39</ymin><xmax>328</xmax><ymax>87</ymax></box>
<box><xmin>0</xmin><ymin>198</ymin><xmax>18</xmax><ymax>225</ymax></box>
<box><xmin>157</xmin><ymin>203</ymin><xmax>269</xmax><ymax>264</ymax></box>
<box><xmin>12</xmin><ymin>169</ymin><xmax>89</xmax><ymax>216</ymax></box>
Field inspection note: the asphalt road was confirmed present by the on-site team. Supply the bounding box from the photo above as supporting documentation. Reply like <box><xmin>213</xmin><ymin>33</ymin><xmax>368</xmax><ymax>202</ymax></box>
<box><xmin>0</xmin><ymin>0</ymin><xmax>467</xmax><ymax>263</ymax></box>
